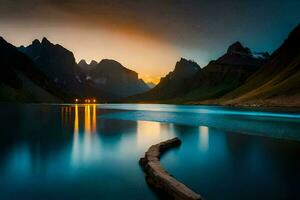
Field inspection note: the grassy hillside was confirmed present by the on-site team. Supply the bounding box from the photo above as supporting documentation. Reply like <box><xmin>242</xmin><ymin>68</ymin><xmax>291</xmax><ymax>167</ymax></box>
<box><xmin>220</xmin><ymin>24</ymin><xmax>300</xmax><ymax>106</ymax></box>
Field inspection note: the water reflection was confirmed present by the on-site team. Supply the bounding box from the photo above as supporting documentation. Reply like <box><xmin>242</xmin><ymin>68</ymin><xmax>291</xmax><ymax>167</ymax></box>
<box><xmin>137</xmin><ymin>121</ymin><xmax>176</xmax><ymax>147</ymax></box>
<box><xmin>1</xmin><ymin>104</ymin><xmax>300</xmax><ymax>200</ymax></box>
<box><xmin>137</xmin><ymin>121</ymin><xmax>160</xmax><ymax>147</ymax></box>
<box><xmin>199</xmin><ymin>126</ymin><xmax>209</xmax><ymax>152</ymax></box>
<box><xmin>61</xmin><ymin>106</ymin><xmax>73</xmax><ymax>128</ymax></box>
<box><xmin>4</xmin><ymin>144</ymin><xmax>32</xmax><ymax>176</ymax></box>
<box><xmin>71</xmin><ymin>104</ymin><xmax>100</xmax><ymax>166</ymax></box>
<box><xmin>92</xmin><ymin>104</ymin><xmax>96</xmax><ymax>133</ymax></box>
<box><xmin>74</xmin><ymin>105</ymin><xmax>79</xmax><ymax>134</ymax></box>
<box><xmin>84</xmin><ymin>105</ymin><xmax>91</xmax><ymax>134</ymax></box>
<box><xmin>72</xmin><ymin>105</ymin><xmax>79</xmax><ymax>164</ymax></box>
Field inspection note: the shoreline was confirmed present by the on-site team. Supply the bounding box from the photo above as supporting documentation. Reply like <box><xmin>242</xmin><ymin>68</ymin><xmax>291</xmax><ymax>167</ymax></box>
<box><xmin>1</xmin><ymin>101</ymin><xmax>300</xmax><ymax>112</ymax></box>
<box><xmin>130</xmin><ymin>102</ymin><xmax>300</xmax><ymax>111</ymax></box>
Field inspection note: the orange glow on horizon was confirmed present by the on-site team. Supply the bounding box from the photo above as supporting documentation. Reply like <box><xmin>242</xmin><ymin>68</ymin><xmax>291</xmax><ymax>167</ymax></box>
<box><xmin>1</xmin><ymin>25</ymin><xmax>180</xmax><ymax>80</ymax></box>
<box><xmin>140</xmin><ymin>75</ymin><xmax>160</xmax><ymax>84</ymax></box>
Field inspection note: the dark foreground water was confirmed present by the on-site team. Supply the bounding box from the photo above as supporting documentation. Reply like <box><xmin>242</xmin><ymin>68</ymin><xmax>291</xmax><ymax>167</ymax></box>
<box><xmin>0</xmin><ymin>104</ymin><xmax>299</xmax><ymax>200</ymax></box>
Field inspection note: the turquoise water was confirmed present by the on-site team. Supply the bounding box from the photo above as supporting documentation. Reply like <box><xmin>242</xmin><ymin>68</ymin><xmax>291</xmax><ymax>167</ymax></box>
<box><xmin>0</xmin><ymin>104</ymin><xmax>299</xmax><ymax>199</ymax></box>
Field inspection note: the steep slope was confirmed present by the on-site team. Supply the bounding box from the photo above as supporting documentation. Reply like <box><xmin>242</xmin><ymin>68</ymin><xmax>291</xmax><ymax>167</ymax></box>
<box><xmin>130</xmin><ymin>58</ymin><xmax>200</xmax><ymax>101</ymax></box>
<box><xmin>0</xmin><ymin>37</ymin><xmax>65</xmax><ymax>102</ymax></box>
<box><xmin>19</xmin><ymin>38</ymin><xmax>113</xmax><ymax>100</ymax></box>
<box><xmin>182</xmin><ymin>42</ymin><xmax>268</xmax><ymax>101</ymax></box>
<box><xmin>88</xmin><ymin>59</ymin><xmax>150</xmax><ymax>97</ymax></box>
<box><xmin>222</xmin><ymin>24</ymin><xmax>300</xmax><ymax>107</ymax></box>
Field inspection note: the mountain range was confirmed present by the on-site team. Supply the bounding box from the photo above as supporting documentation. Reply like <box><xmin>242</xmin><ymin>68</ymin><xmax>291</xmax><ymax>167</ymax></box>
<box><xmin>18</xmin><ymin>38</ymin><xmax>149</xmax><ymax>100</ymax></box>
<box><xmin>129</xmin><ymin>41</ymin><xmax>269</xmax><ymax>103</ymax></box>
<box><xmin>0</xmin><ymin>37</ymin><xmax>66</xmax><ymax>102</ymax></box>
<box><xmin>220</xmin><ymin>23</ymin><xmax>300</xmax><ymax>107</ymax></box>
<box><xmin>180</xmin><ymin>42</ymin><xmax>269</xmax><ymax>102</ymax></box>
<box><xmin>19</xmin><ymin>38</ymin><xmax>114</xmax><ymax>100</ymax></box>
<box><xmin>0</xmin><ymin>23</ymin><xmax>299</xmax><ymax>107</ymax></box>
<box><xmin>79</xmin><ymin>59</ymin><xmax>149</xmax><ymax>97</ymax></box>
<box><xmin>130</xmin><ymin>23</ymin><xmax>299</xmax><ymax>107</ymax></box>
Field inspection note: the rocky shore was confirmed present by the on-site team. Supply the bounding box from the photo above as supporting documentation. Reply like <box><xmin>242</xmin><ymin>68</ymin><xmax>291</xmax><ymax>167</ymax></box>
<box><xmin>139</xmin><ymin>137</ymin><xmax>203</xmax><ymax>200</ymax></box>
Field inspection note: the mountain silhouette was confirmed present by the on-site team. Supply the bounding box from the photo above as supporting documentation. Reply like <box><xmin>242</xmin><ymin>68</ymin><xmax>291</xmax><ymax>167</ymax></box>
<box><xmin>87</xmin><ymin>59</ymin><xmax>150</xmax><ymax>97</ymax></box>
<box><xmin>1</xmin><ymin>23</ymin><xmax>299</xmax><ymax>107</ymax></box>
<box><xmin>19</xmin><ymin>38</ymin><xmax>114</xmax><ymax>100</ymax></box>
<box><xmin>222</xmin><ymin>23</ymin><xmax>300</xmax><ymax>106</ymax></box>
<box><xmin>180</xmin><ymin>41</ymin><xmax>268</xmax><ymax>101</ymax></box>
<box><xmin>130</xmin><ymin>58</ymin><xmax>200</xmax><ymax>101</ymax></box>
<box><xmin>78</xmin><ymin>59</ymin><xmax>98</xmax><ymax>73</ymax></box>
<box><xmin>131</xmin><ymin>43</ymin><xmax>268</xmax><ymax>103</ymax></box>
<box><xmin>0</xmin><ymin>37</ymin><xmax>66</xmax><ymax>102</ymax></box>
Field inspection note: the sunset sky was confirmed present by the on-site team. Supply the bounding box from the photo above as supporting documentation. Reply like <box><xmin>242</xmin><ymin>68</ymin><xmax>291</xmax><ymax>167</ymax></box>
<box><xmin>1</xmin><ymin>0</ymin><xmax>300</xmax><ymax>83</ymax></box>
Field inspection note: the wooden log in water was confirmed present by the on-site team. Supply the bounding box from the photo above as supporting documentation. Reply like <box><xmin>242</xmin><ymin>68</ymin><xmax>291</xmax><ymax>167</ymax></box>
<box><xmin>139</xmin><ymin>137</ymin><xmax>203</xmax><ymax>200</ymax></box>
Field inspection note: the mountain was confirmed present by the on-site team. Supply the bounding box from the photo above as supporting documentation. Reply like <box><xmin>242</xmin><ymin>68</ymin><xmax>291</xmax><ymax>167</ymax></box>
<box><xmin>130</xmin><ymin>43</ymin><xmax>267</xmax><ymax>103</ymax></box>
<box><xmin>19</xmin><ymin>38</ymin><xmax>113</xmax><ymax>100</ymax></box>
<box><xmin>87</xmin><ymin>59</ymin><xmax>150</xmax><ymax>97</ymax></box>
<box><xmin>180</xmin><ymin>42</ymin><xmax>269</xmax><ymax>102</ymax></box>
<box><xmin>221</xmin><ymin>24</ymin><xmax>300</xmax><ymax>107</ymax></box>
<box><xmin>146</xmin><ymin>82</ymin><xmax>156</xmax><ymax>89</ymax></box>
<box><xmin>78</xmin><ymin>59</ymin><xmax>89</xmax><ymax>70</ymax></box>
<box><xmin>130</xmin><ymin>58</ymin><xmax>200</xmax><ymax>101</ymax></box>
<box><xmin>0</xmin><ymin>37</ymin><xmax>66</xmax><ymax>102</ymax></box>
<box><xmin>90</xmin><ymin>60</ymin><xmax>98</xmax><ymax>67</ymax></box>
<box><xmin>78</xmin><ymin>59</ymin><xmax>98</xmax><ymax>72</ymax></box>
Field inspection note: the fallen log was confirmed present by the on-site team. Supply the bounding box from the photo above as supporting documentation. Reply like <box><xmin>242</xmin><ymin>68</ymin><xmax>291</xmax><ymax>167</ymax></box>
<box><xmin>139</xmin><ymin>137</ymin><xmax>203</xmax><ymax>200</ymax></box>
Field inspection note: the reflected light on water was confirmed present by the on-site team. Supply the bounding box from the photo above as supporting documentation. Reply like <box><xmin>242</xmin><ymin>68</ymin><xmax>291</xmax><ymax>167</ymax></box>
<box><xmin>71</xmin><ymin>104</ymin><xmax>100</xmax><ymax>166</ymax></box>
<box><xmin>74</xmin><ymin>105</ymin><xmax>79</xmax><ymax>134</ymax></box>
<box><xmin>137</xmin><ymin>121</ymin><xmax>161</xmax><ymax>147</ymax></box>
<box><xmin>72</xmin><ymin>105</ymin><xmax>80</xmax><ymax>163</ymax></box>
<box><xmin>84</xmin><ymin>105</ymin><xmax>92</xmax><ymax>156</ymax></box>
<box><xmin>92</xmin><ymin>104</ymin><xmax>96</xmax><ymax>133</ymax></box>
<box><xmin>61</xmin><ymin>106</ymin><xmax>74</xmax><ymax>128</ymax></box>
<box><xmin>199</xmin><ymin>126</ymin><xmax>209</xmax><ymax>152</ymax></box>
<box><xmin>84</xmin><ymin>105</ymin><xmax>91</xmax><ymax>134</ymax></box>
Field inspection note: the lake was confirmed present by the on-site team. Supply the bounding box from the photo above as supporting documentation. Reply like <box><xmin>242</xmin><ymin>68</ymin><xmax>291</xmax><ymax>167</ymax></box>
<box><xmin>0</xmin><ymin>104</ymin><xmax>299</xmax><ymax>199</ymax></box>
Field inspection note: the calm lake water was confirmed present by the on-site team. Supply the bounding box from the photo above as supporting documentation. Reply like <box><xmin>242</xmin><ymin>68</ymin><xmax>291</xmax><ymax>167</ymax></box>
<box><xmin>0</xmin><ymin>104</ymin><xmax>299</xmax><ymax>200</ymax></box>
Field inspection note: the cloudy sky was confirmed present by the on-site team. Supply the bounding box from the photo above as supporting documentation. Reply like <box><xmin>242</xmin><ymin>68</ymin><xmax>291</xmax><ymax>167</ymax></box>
<box><xmin>0</xmin><ymin>0</ymin><xmax>299</xmax><ymax>83</ymax></box>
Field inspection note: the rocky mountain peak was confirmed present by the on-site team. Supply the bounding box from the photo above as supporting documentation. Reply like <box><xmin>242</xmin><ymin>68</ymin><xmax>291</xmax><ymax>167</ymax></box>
<box><xmin>78</xmin><ymin>59</ymin><xmax>98</xmax><ymax>71</ymax></box>
<box><xmin>90</xmin><ymin>60</ymin><xmax>98</xmax><ymax>67</ymax></box>
<box><xmin>174</xmin><ymin>58</ymin><xmax>200</xmax><ymax>75</ymax></box>
<box><xmin>32</xmin><ymin>39</ymin><xmax>41</xmax><ymax>46</ymax></box>
<box><xmin>78</xmin><ymin>59</ymin><xmax>88</xmax><ymax>66</ymax></box>
<box><xmin>227</xmin><ymin>41</ymin><xmax>251</xmax><ymax>55</ymax></box>
<box><xmin>211</xmin><ymin>42</ymin><xmax>268</xmax><ymax>67</ymax></box>
<box><xmin>41</xmin><ymin>37</ymin><xmax>51</xmax><ymax>45</ymax></box>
